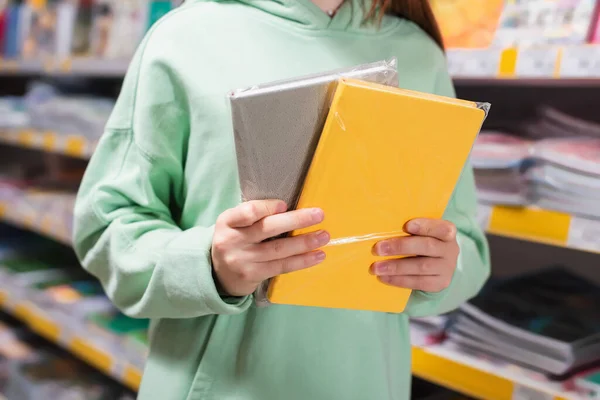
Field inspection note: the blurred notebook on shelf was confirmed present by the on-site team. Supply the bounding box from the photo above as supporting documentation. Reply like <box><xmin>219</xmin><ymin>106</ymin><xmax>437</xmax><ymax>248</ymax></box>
<box><xmin>229</xmin><ymin>59</ymin><xmax>398</xmax><ymax>209</ymax></box>
<box><xmin>431</xmin><ymin>0</ymin><xmax>505</xmax><ymax>48</ymax></box>
<box><xmin>492</xmin><ymin>0</ymin><xmax>598</xmax><ymax>47</ymax></box>
<box><xmin>450</xmin><ymin>267</ymin><xmax>600</xmax><ymax>377</ymax></box>
<box><xmin>471</xmin><ymin>131</ymin><xmax>532</xmax><ymax>206</ymax></box>
<box><xmin>266</xmin><ymin>79</ymin><xmax>489</xmax><ymax>313</ymax></box>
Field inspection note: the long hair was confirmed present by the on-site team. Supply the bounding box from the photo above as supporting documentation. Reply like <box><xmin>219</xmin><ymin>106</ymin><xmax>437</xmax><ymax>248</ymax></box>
<box><xmin>366</xmin><ymin>0</ymin><xmax>444</xmax><ymax>49</ymax></box>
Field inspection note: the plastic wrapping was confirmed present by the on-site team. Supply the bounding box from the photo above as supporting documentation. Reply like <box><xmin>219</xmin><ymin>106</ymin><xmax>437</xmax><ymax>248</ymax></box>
<box><xmin>230</xmin><ymin>58</ymin><xmax>399</xmax><ymax>209</ymax></box>
<box><xmin>230</xmin><ymin>72</ymin><xmax>490</xmax><ymax>311</ymax></box>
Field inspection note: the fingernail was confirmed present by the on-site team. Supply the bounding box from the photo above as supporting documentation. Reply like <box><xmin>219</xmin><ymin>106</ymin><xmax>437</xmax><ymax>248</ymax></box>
<box><xmin>378</xmin><ymin>242</ymin><xmax>391</xmax><ymax>256</ymax></box>
<box><xmin>311</xmin><ymin>208</ymin><xmax>324</xmax><ymax>221</ymax></box>
<box><xmin>276</xmin><ymin>202</ymin><xmax>288</xmax><ymax>213</ymax></box>
<box><xmin>407</xmin><ymin>221</ymin><xmax>420</xmax><ymax>234</ymax></box>
<box><xmin>314</xmin><ymin>251</ymin><xmax>326</xmax><ymax>262</ymax></box>
<box><xmin>379</xmin><ymin>276</ymin><xmax>391</xmax><ymax>284</ymax></box>
<box><xmin>375</xmin><ymin>263</ymin><xmax>388</xmax><ymax>275</ymax></box>
<box><xmin>315</xmin><ymin>230</ymin><xmax>330</xmax><ymax>246</ymax></box>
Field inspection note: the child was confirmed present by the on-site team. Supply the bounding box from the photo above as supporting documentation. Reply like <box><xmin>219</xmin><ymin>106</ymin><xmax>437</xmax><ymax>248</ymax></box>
<box><xmin>73</xmin><ymin>0</ymin><xmax>490</xmax><ymax>398</ymax></box>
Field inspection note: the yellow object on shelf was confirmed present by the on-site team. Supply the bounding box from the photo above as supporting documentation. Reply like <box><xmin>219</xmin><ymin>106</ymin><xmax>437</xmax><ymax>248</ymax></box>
<box><xmin>13</xmin><ymin>303</ymin><xmax>34</xmax><ymax>322</ymax></box>
<box><xmin>412</xmin><ymin>346</ymin><xmax>571</xmax><ymax>400</ymax></box>
<box><xmin>488</xmin><ymin>206</ymin><xmax>571</xmax><ymax>246</ymax></box>
<box><xmin>267</xmin><ymin>79</ymin><xmax>488</xmax><ymax>312</ymax></box>
<box><xmin>0</xmin><ymin>273</ymin><xmax>143</xmax><ymax>391</ymax></box>
<box><xmin>0</xmin><ymin>130</ymin><xmax>94</xmax><ymax>159</ymax></box>
<box><xmin>413</xmin><ymin>347</ymin><xmax>513</xmax><ymax>399</ymax></box>
<box><xmin>449</xmin><ymin>45</ymin><xmax>600</xmax><ymax>79</ymax></box>
<box><xmin>27</xmin><ymin>309</ymin><xmax>62</xmax><ymax>343</ymax></box>
<box><xmin>479</xmin><ymin>204</ymin><xmax>600</xmax><ymax>254</ymax></box>
<box><xmin>123</xmin><ymin>366</ymin><xmax>143</xmax><ymax>390</ymax></box>
<box><xmin>70</xmin><ymin>338</ymin><xmax>114</xmax><ymax>373</ymax></box>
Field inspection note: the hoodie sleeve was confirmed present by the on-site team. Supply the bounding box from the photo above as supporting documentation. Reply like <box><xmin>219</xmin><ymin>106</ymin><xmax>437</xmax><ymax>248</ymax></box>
<box><xmin>404</xmin><ymin>65</ymin><xmax>491</xmax><ymax>318</ymax></box>
<box><xmin>72</xmin><ymin>31</ymin><xmax>252</xmax><ymax>319</ymax></box>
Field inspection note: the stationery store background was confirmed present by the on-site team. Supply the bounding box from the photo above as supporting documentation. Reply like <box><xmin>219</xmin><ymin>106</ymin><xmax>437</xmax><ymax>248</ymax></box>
<box><xmin>0</xmin><ymin>0</ymin><xmax>600</xmax><ymax>398</ymax></box>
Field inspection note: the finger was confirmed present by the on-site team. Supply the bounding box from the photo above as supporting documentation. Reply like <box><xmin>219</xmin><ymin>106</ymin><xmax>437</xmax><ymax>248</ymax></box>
<box><xmin>371</xmin><ymin>256</ymin><xmax>443</xmax><ymax>277</ymax></box>
<box><xmin>261</xmin><ymin>250</ymin><xmax>326</xmax><ymax>279</ymax></box>
<box><xmin>221</xmin><ymin>200</ymin><xmax>287</xmax><ymax>228</ymax></box>
<box><xmin>248</xmin><ymin>208</ymin><xmax>324</xmax><ymax>242</ymax></box>
<box><xmin>252</xmin><ymin>230</ymin><xmax>330</xmax><ymax>262</ymax></box>
<box><xmin>379</xmin><ymin>275</ymin><xmax>449</xmax><ymax>293</ymax></box>
<box><xmin>373</xmin><ymin>236</ymin><xmax>445</xmax><ymax>258</ymax></box>
<box><xmin>405</xmin><ymin>219</ymin><xmax>457</xmax><ymax>242</ymax></box>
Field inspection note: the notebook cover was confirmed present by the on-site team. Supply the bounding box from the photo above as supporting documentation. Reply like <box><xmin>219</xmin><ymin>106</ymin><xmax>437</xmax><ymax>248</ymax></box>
<box><xmin>0</xmin><ymin>6</ymin><xmax>6</xmax><ymax>54</ymax></box>
<box><xmin>229</xmin><ymin>59</ymin><xmax>398</xmax><ymax>209</ymax></box>
<box><xmin>267</xmin><ymin>79</ymin><xmax>489</xmax><ymax>313</ymax></box>
<box><xmin>4</xmin><ymin>5</ymin><xmax>20</xmax><ymax>59</ymax></box>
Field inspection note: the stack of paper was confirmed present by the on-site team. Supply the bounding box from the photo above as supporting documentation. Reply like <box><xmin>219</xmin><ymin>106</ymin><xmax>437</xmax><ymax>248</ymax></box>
<box><xmin>449</xmin><ymin>267</ymin><xmax>600</xmax><ymax>378</ymax></box>
<box><xmin>529</xmin><ymin>137</ymin><xmax>600</xmax><ymax>218</ymax></box>
<box><xmin>471</xmin><ymin>131</ymin><xmax>532</xmax><ymax>206</ymax></box>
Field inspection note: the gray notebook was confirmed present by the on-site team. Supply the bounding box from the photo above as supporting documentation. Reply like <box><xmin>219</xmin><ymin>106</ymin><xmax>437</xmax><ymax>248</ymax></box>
<box><xmin>229</xmin><ymin>59</ymin><xmax>398</xmax><ymax>209</ymax></box>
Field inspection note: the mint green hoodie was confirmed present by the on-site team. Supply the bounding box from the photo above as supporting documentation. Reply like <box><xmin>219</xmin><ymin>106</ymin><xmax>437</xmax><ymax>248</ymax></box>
<box><xmin>73</xmin><ymin>1</ymin><xmax>490</xmax><ymax>399</ymax></box>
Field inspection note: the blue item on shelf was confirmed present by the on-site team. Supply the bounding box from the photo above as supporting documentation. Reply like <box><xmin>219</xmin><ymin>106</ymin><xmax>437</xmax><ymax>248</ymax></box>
<box><xmin>4</xmin><ymin>4</ymin><xmax>21</xmax><ymax>59</ymax></box>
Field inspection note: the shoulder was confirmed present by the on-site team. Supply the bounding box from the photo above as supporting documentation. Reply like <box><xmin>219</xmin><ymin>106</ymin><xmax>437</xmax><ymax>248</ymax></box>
<box><xmin>138</xmin><ymin>3</ymin><xmax>220</xmax><ymax>52</ymax></box>
<box><xmin>133</xmin><ymin>1</ymin><xmax>257</xmax><ymax>71</ymax></box>
<box><xmin>391</xmin><ymin>17</ymin><xmax>446</xmax><ymax>67</ymax></box>
<box><xmin>382</xmin><ymin>16</ymin><xmax>450</xmax><ymax>93</ymax></box>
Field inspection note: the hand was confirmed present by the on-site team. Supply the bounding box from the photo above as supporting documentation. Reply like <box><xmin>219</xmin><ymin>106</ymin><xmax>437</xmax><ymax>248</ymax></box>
<box><xmin>211</xmin><ymin>200</ymin><xmax>330</xmax><ymax>297</ymax></box>
<box><xmin>372</xmin><ymin>219</ymin><xmax>459</xmax><ymax>293</ymax></box>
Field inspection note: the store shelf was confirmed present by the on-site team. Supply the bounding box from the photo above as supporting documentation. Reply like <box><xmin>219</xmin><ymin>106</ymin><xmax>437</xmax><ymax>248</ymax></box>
<box><xmin>478</xmin><ymin>204</ymin><xmax>600</xmax><ymax>254</ymax></box>
<box><xmin>412</xmin><ymin>343</ymin><xmax>577</xmax><ymax>400</ymax></box>
<box><xmin>2</xmin><ymin>186</ymin><xmax>599</xmax><ymax>260</ymax></box>
<box><xmin>0</xmin><ymin>58</ymin><xmax>129</xmax><ymax>78</ymax></box>
<box><xmin>0</xmin><ymin>191</ymin><xmax>73</xmax><ymax>246</ymax></box>
<box><xmin>2</xmin><ymin>46</ymin><xmax>600</xmax><ymax>82</ymax></box>
<box><xmin>0</xmin><ymin>287</ymin><xmax>142</xmax><ymax>391</ymax></box>
<box><xmin>0</xmin><ymin>130</ymin><xmax>95</xmax><ymax>159</ymax></box>
<box><xmin>448</xmin><ymin>45</ymin><xmax>600</xmax><ymax>80</ymax></box>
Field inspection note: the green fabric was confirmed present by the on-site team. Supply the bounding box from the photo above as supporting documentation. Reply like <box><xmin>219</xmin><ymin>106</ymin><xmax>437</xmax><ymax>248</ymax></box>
<box><xmin>73</xmin><ymin>1</ymin><xmax>490</xmax><ymax>399</ymax></box>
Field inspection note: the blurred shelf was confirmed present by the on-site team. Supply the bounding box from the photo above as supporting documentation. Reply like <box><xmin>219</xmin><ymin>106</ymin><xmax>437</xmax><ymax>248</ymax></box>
<box><xmin>2</xmin><ymin>46</ymin><xmax>600</xmax><ymax>84</ymax></box>
<box><xmin>0</xmin><ymin>130</ymin><xmax>95</xmax><ymax>159</ymax></box>
<box><xmin>0</xmin><ymin>58</ymin><xmax>129</xmax><ymax>78</ymax></box>
<box><xmin>412</xmin><ymin>344</ymin><xmax>577</xmax><ymax>400</ymax></box>
<box><xmin>454</xmin><ymin>77</ymin><xmax>600</xmax><ymax>87</ymax></box>
<box><xmin>0</xmin><ymin>287</ymin><xmax>142</xmax><ymax>391</ymax></box>
<box><xmin>0</xmin><ymin>191</ymin><xmax>73</xmax><ymax>246</ymax></box>
<box><xmin>2</xmin><ymin>188</ymin><xmax>598</xmax><ymax>260</ymax></box>
<box><xmin>448</xmin><ymin>45</ymin><xmax>600</xmax><ymax>81</ymax></box>
<box><xmin>478</xmin><ymin>205</ymin><xmax>600</xmax><ymax>254</ymax></box>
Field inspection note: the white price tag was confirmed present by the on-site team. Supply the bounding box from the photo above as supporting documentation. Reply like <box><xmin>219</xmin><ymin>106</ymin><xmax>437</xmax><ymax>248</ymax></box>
<box><xmin>515</xmin><ymin>47</ymin><xmax>559</xmax><ymax>78</ymax></box>
<box><xmin>560</xmin><ymin>46</ymin><xmax>600</xmax><ymax>78</ymax></box>
<box><xmin>568</xmin><ymin>217</ymin><xmax>600</xmax><ymax>253</ymax></box>
<box><xmin>512</xmin><ymin>384</ymin><xmax>554</xmax><ymax>400</ymax></box>
<box><xmin>447</xmin><ymin>49</ymin><xmax>501</xmax><ymax>78</ymax></box>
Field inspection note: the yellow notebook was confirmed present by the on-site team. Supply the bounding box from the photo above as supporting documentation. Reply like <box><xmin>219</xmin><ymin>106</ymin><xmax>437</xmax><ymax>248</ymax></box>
<box><xmin>267</xmin><ymin>79</ymin><xmax>489</xmax><ymax>313</ymax></box>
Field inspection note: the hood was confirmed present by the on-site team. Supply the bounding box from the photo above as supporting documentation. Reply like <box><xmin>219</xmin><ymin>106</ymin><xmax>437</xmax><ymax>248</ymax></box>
<box><xmin>185</xmin><ymin>0</ymin><xmax>382</xmax><ymax>32</ymax></box>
